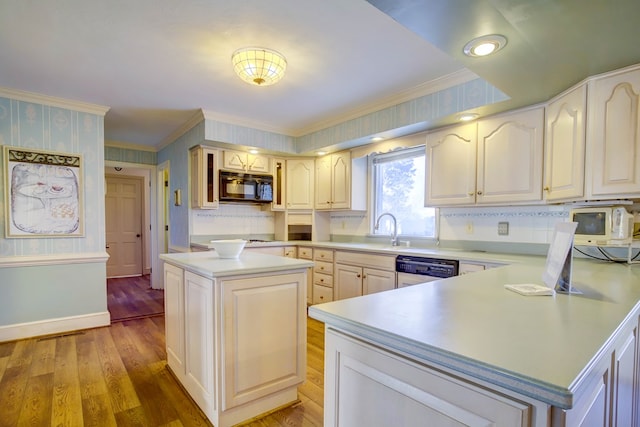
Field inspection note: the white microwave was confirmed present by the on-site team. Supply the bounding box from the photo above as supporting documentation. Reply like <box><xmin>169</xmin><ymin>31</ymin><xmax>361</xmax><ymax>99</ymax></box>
<box><xmin>570</xmin><ymin>206</ymin><xmax>634</xmax><ymax>246</ymax></box>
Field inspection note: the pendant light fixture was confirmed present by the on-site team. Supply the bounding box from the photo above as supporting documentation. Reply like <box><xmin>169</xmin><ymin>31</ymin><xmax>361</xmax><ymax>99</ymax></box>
<box><xmin>232</xmin><ymin>47</ymin><xmax>287</xmax><ymax>86</ymax></box>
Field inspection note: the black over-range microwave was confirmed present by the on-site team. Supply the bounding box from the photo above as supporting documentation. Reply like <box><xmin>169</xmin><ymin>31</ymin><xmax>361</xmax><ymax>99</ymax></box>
<box><xmin>219</xmin><ymin>170</ymin><xmax>273</xmax><ymax>203</ymax></box>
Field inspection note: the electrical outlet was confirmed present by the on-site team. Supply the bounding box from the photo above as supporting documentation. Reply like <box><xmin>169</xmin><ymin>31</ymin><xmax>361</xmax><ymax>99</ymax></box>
<box><xmin>466</xmin><ymin>221</ymin><xmax>474</xmax><ymax>234</ymax></box>
<box><xmin>498</xmin><ymin>221</ymin><xmax>509</xmax><ymax>236</ymax></box>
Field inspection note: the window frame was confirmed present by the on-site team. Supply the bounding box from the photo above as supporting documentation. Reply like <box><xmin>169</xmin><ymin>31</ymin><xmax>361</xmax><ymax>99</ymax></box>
<box><xmin>369</xmin><ymin>145</ymin><xmax>438</xmax><ymax>241</ymax></box>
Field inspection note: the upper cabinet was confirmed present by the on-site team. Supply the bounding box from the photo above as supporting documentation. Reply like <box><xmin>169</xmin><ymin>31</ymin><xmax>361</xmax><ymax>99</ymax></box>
<box><xmin>286</xmin><ymin>158</ymin><xmax>314</xmax><ymax>210</ymax></box>
<box><xmin>190</xmin><ymin>145</ymin><xmax>219</xmax><ymax>209</ymax></box>
<box><xmin>586</xmin><ymin>65</ymin><xmax>640</xmax><ymax>199</ymax></box>
<box><xmin>544</xmin><ymin>84</ymin><xmax>587</xmax><ymax>202</ymax></box>
<box><xmin>271</xmin><ymin>158</ymin><xmax>286</xmax><ymax>210</ymax></box>
<box><xmin>425</xmin><ymin>123</ymin><xmax>477</xmax><ymax>206</ymax></box>
<box><xmin>315</xmin><ymin>152</ymin><xmax>367</xmax><ymax>210</ymax></box>
<box><xmin>222</xmin><ymin>150</ymin><xmax>270</xmax><ymax>173</ymax></box>
<box><xmin>426</xmin><ymin>106</ymin><xmax>544</xmax><ymax>206</ymax></box>
<box><xmin>476</xmin><ymin>107</ymin><xmax>544</xmax><ymax>205</ymax></box>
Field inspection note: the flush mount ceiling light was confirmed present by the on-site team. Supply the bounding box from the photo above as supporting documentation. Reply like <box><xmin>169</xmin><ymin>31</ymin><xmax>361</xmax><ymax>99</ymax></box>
<box><xmin>232</xmin><ymin>47</ymin><xmax>287</xmax><ymax>86</ymax></box>
<box><xmin>463</xmin><ymin>34</ymin><xmax>507</xmax><ymax>57</ymax></box>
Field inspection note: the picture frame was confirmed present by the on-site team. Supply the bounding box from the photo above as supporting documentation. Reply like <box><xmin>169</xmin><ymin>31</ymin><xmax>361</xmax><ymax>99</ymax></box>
<box><xmin>4</xmin><ymin>146</ymin><xmax>84</xmax><ymax>237</ymax></box>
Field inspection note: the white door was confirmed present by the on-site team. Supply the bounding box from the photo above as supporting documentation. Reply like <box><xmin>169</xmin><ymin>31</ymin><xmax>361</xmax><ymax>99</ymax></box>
<box><xmin>105</xmin><ymin>175</ymin><xmax>143</xmax><ymax>278</ymax></box>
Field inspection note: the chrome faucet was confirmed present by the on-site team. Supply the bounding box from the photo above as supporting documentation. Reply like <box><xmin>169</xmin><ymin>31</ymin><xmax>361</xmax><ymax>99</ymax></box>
<box><xmin>374</xmin><ymin>213</ymin><xmax>398</xmax><ymax>246</ymax></box>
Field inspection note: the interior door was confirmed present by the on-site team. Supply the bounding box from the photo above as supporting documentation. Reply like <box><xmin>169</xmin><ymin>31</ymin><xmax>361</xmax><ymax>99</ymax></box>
<box><xmin>106</xmin><ymin>175</ymin><xmax>143</xmax><ymax>278</ymax></box>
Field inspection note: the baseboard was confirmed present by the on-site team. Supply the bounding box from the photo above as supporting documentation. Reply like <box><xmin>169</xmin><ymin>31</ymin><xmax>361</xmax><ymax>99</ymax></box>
<box><xmin>0</xmin><ymin>311</ymin><xmax>111</xmax><ymax>343</ymax></box>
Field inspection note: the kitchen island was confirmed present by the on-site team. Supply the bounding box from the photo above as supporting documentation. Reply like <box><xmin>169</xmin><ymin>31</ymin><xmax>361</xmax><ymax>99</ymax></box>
<box><xmin>309</xmin><ymin>258</ymin><xmax>640</xmax><ymax>426</ymax></box>
<box><xmin>160</xmin><ymin>251</ymin><xmax>313</xmax><ymax>427</ymax></box>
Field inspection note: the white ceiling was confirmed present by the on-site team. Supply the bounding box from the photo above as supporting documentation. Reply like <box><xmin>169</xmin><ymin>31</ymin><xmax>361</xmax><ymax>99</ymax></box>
<box><xmin>2</xmin><ymin>0</ymin><xmax>640</xmax><ymax>152</ymax></box>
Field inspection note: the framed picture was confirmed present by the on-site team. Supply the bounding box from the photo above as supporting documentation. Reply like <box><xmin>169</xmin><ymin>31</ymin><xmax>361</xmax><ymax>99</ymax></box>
<box><xmin>4</xmin><ymin>146</ymin><xmax>84</xmax><ymax>237</ymax></box>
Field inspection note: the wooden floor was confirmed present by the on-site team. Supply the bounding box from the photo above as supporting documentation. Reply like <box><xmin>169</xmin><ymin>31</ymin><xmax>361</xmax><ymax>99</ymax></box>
<box><xmin>107</xmin><ymin>275</ymin><xmax>165</xmax><ymax>322</ymax></box>
<box><xmin>0</xmin><ymin>278</ymin><xmax>325</xmax><ymax>426</ymax></box>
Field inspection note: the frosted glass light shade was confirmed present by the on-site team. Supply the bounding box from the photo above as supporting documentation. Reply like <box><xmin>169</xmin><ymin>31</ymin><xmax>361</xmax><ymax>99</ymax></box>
<box><xmin>232</xmin><ymin>48</ymin><xmax>287</xmax><ymax>86</ymax></box>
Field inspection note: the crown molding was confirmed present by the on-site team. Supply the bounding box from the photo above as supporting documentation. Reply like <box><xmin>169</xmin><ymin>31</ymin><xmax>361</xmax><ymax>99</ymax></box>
<box><xmin>200</xmin><ymin>109</ymin><xmax>294</xmax><ymax>136</ymax></box>
<box><xmin>156</xmin><ymin>109</ymin><xmax>207</xmax><ymax>150</ymax></box>
<box><xmin>0</xmin><ymin>87</ymin><xmax>110</xmax><ymax>116</ymax></box>
<box><xmin>291</xmin><ymin>68</ymin><xmax>479</xmax><ymax>136</ymax></box>
<box><xmin>104</xmin><ymin>139</ymin><xmax>158</xmax><ymax>152</ymax></box>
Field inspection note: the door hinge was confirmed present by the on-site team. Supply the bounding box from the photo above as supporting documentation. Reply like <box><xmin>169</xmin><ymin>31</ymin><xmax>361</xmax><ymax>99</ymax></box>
<box><xmin>165</xmin><ymin>225</ymin><xmax>169</xmax><ymax>231</ymax></box>
<box><xmin>165</xmin><ymin>180</ymin><xmax>168</xmax><ymax>187</ymax></box>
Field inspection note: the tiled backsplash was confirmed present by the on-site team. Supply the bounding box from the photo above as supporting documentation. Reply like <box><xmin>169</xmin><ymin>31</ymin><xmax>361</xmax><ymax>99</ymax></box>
<box><xmin>192</xmin><ymin>204</ymin><xmax>275</xmax><ymax>237</ymax></box>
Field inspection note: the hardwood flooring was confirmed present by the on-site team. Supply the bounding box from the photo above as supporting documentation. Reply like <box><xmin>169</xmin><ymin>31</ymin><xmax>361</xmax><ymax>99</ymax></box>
<box><xmin>107</xmin><ymin>275</ymin><xmax>165</xmax><ymax>322</ymax></box>
<box><xmin>0</xmin><ymin>277</ymin><xmax>325</xmax><ymax>426</ymax></box>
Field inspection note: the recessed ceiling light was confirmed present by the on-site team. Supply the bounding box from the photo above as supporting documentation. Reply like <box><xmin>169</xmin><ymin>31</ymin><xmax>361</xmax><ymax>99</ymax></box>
<box><xmin>316</xmin><ymin>151</ymin><xmax>327</xmax><ymax>156</ymax></box>
<box><xmin>463</xmin><ymin>35</ymin><xmax>507</xmax><ymax>57</ymax></box>
<box><xmin>458</xmin><ymin>113</ymin><xmax>479</xmax><ymax>122</ymax></box>
<box><xmin>249</xmin><ymin>148</ymin><xmax>259</xmax><ymax>154</ymax></box>
<box><xmin>371</xmin><ymin>136</ymin><xmax>384</xmax><ymax>142</ymax></box>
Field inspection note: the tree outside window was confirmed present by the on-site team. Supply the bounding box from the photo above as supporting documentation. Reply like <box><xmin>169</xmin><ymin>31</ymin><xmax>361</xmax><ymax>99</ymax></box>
<box><xmin>372</xmin><ymin>146</ymin><xmax>436</xmax><ymax>238</ymax></box>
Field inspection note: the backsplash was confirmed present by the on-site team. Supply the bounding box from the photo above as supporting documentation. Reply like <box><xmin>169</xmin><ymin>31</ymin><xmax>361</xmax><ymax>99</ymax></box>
<box><xmin>192</xmin><ymin>204</ymin><xmax>275</xmax><ymax>237</ymax></box>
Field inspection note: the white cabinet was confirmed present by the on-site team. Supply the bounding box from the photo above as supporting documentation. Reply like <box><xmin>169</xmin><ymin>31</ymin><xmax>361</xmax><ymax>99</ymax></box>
<box><xmin>476</xmin><ymin>107</ymin><xmax>544</xmax><ymax>205</ymax></box>
<box><xmin>425</xmin><ymin>123</ymin><xmax>477</xmax><ymax>206</ymax></box>
<box><xmin>544</xmin><ymin>84</ymin><xmax>587</xmax><ymax>202</ymax></box>
<box><xmin>286</xmin><ymin>158</ymin><xmax>314</xmax><ymax>209</ymax></box>
<box><xmin>324</xmin><ymin>328</ymin><xmax>531</xmax><ymax>427</ymax></box>
<box><xmin>334</xmin><ymin>251</ymin><xmax>396</xmax><ymax>300</ymax></box>
<box><xmin>586</xmin><ymin>65</ymin><xmax>640</xmax><ymax>199</ymax></box>
<box><xmin>183</xmin><ymin>271</ymin><xmax>214</xmax><ymax>413</ymax></box>
<box><xmin>271</xmin><ymin>157</ymin><xmax>286</xmax><ymax>210</ymax></box>
<box><xmin>426</xmin><ymin>106</ymin><xmax>544</xmax><ymax>206</ymax></box>
<box><xmin>190</xmin><ymin>145</ymin><xmax>219</xmax><ymax>209</ymax></box>
<box><xmin>222</xmin><ymin>150</ymin><xmax>270</xmax><ymax>173</ymax></box>
<box><xmin>164</xmin><ymin>262</ymin><xmax>185</xmax><ymax>379</ymax></box>
<box><xmin>162</xmin><ymin>262</ymin><xmax>307</xmax><ymax>427</ymax></box>
<box><xmin>298</xmin><ymin>246</ymin><xmax>313</xmax><ymax>305</ymax></box>
<box><xmin>312</xmin><ymin>249</ymin><xmax>334</xmax><ymax>304</ymax></box>
<box><xmin>315</xmin><ymin>152</ymin><xmax>366</xmax><ymax>210</ymax></box>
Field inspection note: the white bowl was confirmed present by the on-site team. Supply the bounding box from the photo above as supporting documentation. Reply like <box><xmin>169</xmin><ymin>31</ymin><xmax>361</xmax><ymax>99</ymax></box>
<box><xmin>210</xmin><ymin>239</ymin><xmax>246</xmax><ymax>258</ymax></box>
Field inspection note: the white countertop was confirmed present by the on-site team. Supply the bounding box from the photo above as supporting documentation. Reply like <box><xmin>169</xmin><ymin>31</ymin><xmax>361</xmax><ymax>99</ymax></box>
<box><xmin>160</xmin><ymin>251</ymin><xmax>314</xmax><ymax>279</ymax></box>
<box><xmin>308</xmin><ymin>258</ymin><xmax>640</xmax><ymax>409</ymax></box>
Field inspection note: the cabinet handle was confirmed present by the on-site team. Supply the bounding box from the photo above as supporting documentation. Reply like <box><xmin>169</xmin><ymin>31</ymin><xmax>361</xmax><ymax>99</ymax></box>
<box><xmin>543</xmin><ymin>186</ymin><xmax>550</xmax><ymax>191</ymax></box>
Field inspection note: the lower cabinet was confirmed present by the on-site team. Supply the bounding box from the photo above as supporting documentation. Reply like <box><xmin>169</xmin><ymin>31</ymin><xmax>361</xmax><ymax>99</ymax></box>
<box><xmin>334</xmin><ymin>251</ymin><xmax>396</xmax><ymax>300</ymax></box>
<box><xmin>163</xmin><ymin>262</ymin><xmax>307</xmax><ymax>427</ymax></box>
<box><xmin>324</xmin><ymin>328</ymin><xmax>532</xmax><ymax>426</ymax></box>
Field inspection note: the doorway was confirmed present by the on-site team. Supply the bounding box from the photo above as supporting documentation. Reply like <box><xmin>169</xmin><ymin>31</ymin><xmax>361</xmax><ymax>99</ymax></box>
<box><xmin>105</xmin><ymin>175</ymin><xmax>144</xmax><ymax>278</ymax></box>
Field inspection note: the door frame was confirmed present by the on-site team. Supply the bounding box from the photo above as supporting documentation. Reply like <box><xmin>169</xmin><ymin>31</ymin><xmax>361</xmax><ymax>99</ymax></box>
<box><xmin>105</xmin><ymin>161</ymin><xmax>161</xmax><ymax>288</ymax></box>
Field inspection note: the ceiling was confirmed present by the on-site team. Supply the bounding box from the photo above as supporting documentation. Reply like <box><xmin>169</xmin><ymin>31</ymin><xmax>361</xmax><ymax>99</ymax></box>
<box><xmin>2</xmin><ymin>0</ymin><xmax>640</xmax><ymax>153</ymax></box>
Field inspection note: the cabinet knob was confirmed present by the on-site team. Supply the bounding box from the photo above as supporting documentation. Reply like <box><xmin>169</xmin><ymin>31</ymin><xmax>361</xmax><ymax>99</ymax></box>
<box><xmin>543</xmin><ymin>186</ymin><xmax>550</xmax><ymax>191</ymax></box>
<box><xmin>468</xmin><ymin>192</ymin><xmax>475</xmax><ymax>196</ymax></box>
<box><xmin>357</xmin><ymin>274</ymin><xmax>361</xmax><ymax>278</ymax></box>
<box><xmin>477</xmin><ymin>191</ymin><xmax>483</xmax><ymax>195</ymax></box>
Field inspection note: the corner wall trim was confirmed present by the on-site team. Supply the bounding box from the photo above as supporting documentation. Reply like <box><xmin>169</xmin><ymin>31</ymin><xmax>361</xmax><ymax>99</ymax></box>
<box><xmin>0</xmin><ymin>311</ymin><xmax>111</xmax><ymax>343</ymax></box>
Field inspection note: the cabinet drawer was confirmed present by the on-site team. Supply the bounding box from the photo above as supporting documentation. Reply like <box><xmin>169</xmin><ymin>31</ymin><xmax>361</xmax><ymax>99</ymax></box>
<box><xmin>314</xmin><ymin>260</ymin><xmax>333</xmax><ymax>275</ymax></box>
<box><xmin>314</xmin><ymin>249</ymin><xmax>334</xmax><ymax>262</ymax></box>
<box><xmin>298</xmin><ymin>247</ymin><xmax>313</xmax><ymax>260</ymax></box>
<box><xmin>313</xmin><ymin>284</ymin><xmax>333</xmax><ymax>304</ymax></box>
<box><xmin>314</xmin><ymin>272</ymin><xmax>334</xmax><ymax>287</ymax></box>
<box><xmin>334</xmin><ymin>251</ymin><xmax>395</xmax><ymax>271</ymax></box>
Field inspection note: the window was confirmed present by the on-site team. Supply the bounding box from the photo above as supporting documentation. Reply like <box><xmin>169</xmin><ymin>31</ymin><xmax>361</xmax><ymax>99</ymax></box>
<box><xmin>372</xmin><ymin>146</ymin><xmax>436</xmax><ymax>238</ymax></box>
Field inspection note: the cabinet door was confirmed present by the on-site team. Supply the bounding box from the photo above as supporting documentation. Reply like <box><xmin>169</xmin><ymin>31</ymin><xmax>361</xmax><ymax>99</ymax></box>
<box><xmin>477</xmin><ymin>107</ymin><xmax>544</xmax><ymax>204</ymax></box>
<box><xmin>164</xmin><ymin>263</ymin><xmax>185</xmax><ymax>378</ymax></box>
<box><xmin>425</xmin><ymin>123</ymin><xmax>477</xmax><ymax>206</ymax></box>
<box><xmin>363</xmin><ymin>268</ymin><xmax>395</xmax><ymax>295</ymax></box>
<box><xmin>330</xmin><ymin>153</ymin><xmax>351</xmax><ymax>209</ymax></box>
<box><xmin>335</xmin><ymin>264</ymin><xmax>363</xmax><ymax>300</ymax></box>
<box><xmin>191</xmin><ymin>146</ymin><xmax>219</xmax><ymax>209</ymax></box>
<box><xmin>271</xmin><ymin>158</ymin><xmax>286</xmax><ymax>210</ymax></box>
<box><xmin>183</xmin><ymin>271</ymin><xmax>214</xmax><ymax>412</ymax></box>
<box><xmin>544</xmin><ymin>84</ymin><xmax>587</xmax><ymax>201</ymax></box>
<box><xmin>610</xmin><ymin>326</ymin><xmax>637</xmax><ymax>427</ymax></box>
<box><xmin>221</xmin><ymin>273</ymin><xmax>306</xmax><ymax>409</ymax></box>
<box><xmin>286</xmin><ymin>159</ymin><xmax>314</xmax><ymax>209</ymax></box>
<box><xmin>588</xmin><ymin>67</ymin><xmax>640</xmax><ymax>198</ymax></box>
<box><xmin>247</xmin><ymin>154</ymin><xmax>270</xmax><ymax>173</ymax></box>
<box><xmin>315</xmin><ymin>155</ymin><xmax>333</xmax><ymax>209</ymax></box>
<box><xmin>223</xmin><ymin>150</ymin><xmax>247</xmax><ymax>171</ymax></box>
